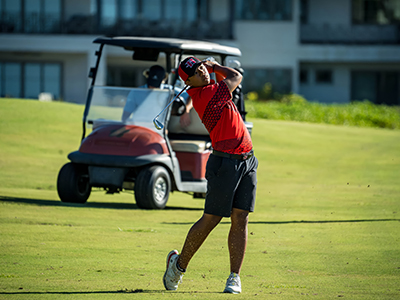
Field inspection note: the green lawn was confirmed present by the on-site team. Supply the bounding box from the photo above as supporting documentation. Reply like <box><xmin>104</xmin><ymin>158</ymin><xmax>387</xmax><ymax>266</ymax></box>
<box><xmin>0</xmin><ymin>99</ymin><xmax>399</xmax><ymax>299</ymax></box>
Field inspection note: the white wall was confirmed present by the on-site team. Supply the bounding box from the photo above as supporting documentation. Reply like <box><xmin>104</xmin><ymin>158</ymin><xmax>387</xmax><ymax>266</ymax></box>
<box><xmin>235</xmin><ymin>21</ymin><xmax>298</xmax><ymax>67</ymax></box>
<box><xmin>0</xmin><ymin>35</ymin><xmax>94</xmax><ymax>53</ymax></box>
<box><xmin>299</xmin><ymin>63</ymin><xmax>350</xmax><ymax>103</ymax></box>
<box><xmin>299</xmin><ymin>44</ymin><xmax>400</xmax><ymax>62</ymax></box>
<box><xmin>299</xmin><ymin>62</ymin><xmax>400</xmax><ymax>103</ymax></box>
<box><xmin>307</xmin><ymin>0</ymin><xmax>351</xmax><ymax>25</ymax></box>
<box><xmin>63</xmin><ymin>54</ymin><xmax>89</xmax><ymax>103</ymax></box>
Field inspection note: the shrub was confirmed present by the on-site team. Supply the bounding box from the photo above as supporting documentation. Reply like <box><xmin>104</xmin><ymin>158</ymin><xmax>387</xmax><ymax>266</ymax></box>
<box><xmin>245</xmin><ymin>94</ymin><xmax>400</xmax><ymax>130</ymax></box>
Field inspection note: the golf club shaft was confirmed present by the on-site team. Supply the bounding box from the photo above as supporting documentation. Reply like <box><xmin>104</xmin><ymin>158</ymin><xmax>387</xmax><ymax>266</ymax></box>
<box><xmin>154</xmin><ymin>85</ymin><xmax>188</xmax><ymax>119</ymax></box>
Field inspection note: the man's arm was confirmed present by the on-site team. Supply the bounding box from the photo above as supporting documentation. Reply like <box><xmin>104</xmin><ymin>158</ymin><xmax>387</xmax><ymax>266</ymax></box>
<box><xmin>203</xmin><ymin>61</ymin><xmax>242</xmax><ymax>93</ymax></box>
<box><xmin>179</xmin><ymin>97</ymin><xmax>192</xmax><ymax>128</ymax></box>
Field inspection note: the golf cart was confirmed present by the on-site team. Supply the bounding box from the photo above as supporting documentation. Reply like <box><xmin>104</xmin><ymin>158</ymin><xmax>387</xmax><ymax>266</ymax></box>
<box><xmin>57</xmin><ymin>36</ymin><xmax>252</xmax><ymax>209</ymax></box>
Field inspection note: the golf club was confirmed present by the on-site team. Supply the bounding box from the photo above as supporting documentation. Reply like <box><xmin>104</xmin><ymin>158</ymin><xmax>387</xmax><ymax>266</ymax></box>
<box><xmin>153</xmin><ymin>85</ymin><xmax>189</xmax><ymax>130</ymax></box>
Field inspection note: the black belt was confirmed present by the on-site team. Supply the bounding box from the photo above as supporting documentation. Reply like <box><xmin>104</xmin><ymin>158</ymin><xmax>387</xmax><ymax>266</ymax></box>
<box><xmin>212</xmin><ymin>150</ymin><xmax>254</xmax><ymax>161</ymax></box>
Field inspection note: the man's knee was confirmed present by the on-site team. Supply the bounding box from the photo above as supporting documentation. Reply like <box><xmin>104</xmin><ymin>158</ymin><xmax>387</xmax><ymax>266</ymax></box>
<box><xmin>200</xmin><ymin>213</ymin><xmax>223</xmax><ymax>228</ymax></box>
<box><xmin>231</xmin><ymin>208</ymin><xmax>249</xmax><ymax>227</ymax></box>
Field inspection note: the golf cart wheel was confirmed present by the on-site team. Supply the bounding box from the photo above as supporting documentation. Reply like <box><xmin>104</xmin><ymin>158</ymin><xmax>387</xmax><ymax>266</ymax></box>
<box><xmin>57</xmin><ymin>163</ymin><xmax>91</xmax><ymax>204</ymax></box>
<box><xmin>135</xmin><ymin>165</ymin><xmax>170</xmax><ymax>209</ymax></box>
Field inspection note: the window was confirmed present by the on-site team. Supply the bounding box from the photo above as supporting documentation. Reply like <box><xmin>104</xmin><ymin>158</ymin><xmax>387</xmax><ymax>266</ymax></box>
<box><xmin>43</xmin><ymin>64</ymin><xmax>61</xmax><ymax>99</ymax></box>
<box><xmin>24</xmin><ymin>0</ymin><xmax>41</xmax><ymax>33</ymax></box>
<box><xmin>0</xmin><ymin>62</ymin><xmax>61</xmax><ymax>99</ymax></box>
<box><xmin>101</xmin><ymin>0</ymin><xmax>117</xmax><ymax>27</ymax></box>
<box><xmin>143</xmin><ymin>0</ymin><xmax>161</xmax><ymax>21</ymax></box>
<box><xmin>1</xmin><ymin>0</ymin><xmax>61</xmax><ymax>33</ymax></box>
<box><xmin>4</xmin><ymin>63</ymin><xmax>21</xmax><ymax>98</ymax></box>
<box><xmin>186</xmin><ymin>0</ymin><xmax>197</xmax><ymax>21</ymax></box>
<box><xmin>316</xmin><ymin>70</ymin><xmax>333</xmax><ymax>84</ymax></box>
<box><xmin>235</xmin><ymin>0</ymin><xmax>292</xmax><ymax>21</ymax></box>
<box><xmin>300</xmin><ymin>69</ymin><xmax>308</xmax><ymax>83</ymax></box>
<box><xmin>27</xmin><ymin>0</ymin><xmax>61</xmax><ymax>32</ymax></box>
<box><xmin>24</xmin><ymin>63</ymin><xmax>41</xmax><ymax>99</ymax></box>
<box><xmin>351</xmin><ymin>71</ymin><xmax>377</xmax><ymax>102</ymax></box>
<box><xmin>165</xmin><ymin>0</ymin><xmax>180</xmax><ymax>20</ymax></box>
<box><xmin>90</xmin><ymin>0</ymin><xmax>97</xmax><ymax>14</ymax></box>
<box><xmin>43</xmin><ymin>0</ymin><xmax>61</xmax><ymax>32</ymax></box>
<box><xmin>101</xmin><ymin>0</ymin><xmax>200</xmax><ymax>23</ymax></box>
<box><xmin>352</xmin><ymin>0</ymin><xmax>400</xmax><ymax>24</ymax></box>
<box><xmin>119</xmin><ymin>0</ymin><xmax>138</xmax><ymax>20</ymax></box>
<box><xmin>352</xmin><ymin>71</ymin><xmax>399</xmax><ymax>105</ymax></box>
<box><xmin>3</xmin><ymin>0</ymin><xmax>22</xmax><ymax>31</ymax></box>
<box><xmin>300</xmin><ymin>0</ymin><xmax>308</xmax><ymax>24</ymax></box>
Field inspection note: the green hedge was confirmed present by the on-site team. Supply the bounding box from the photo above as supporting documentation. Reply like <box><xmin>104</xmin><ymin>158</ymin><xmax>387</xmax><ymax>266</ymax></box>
<box><xmin>245</xmin><ymin>94</ymin><xmax>400</xmax><ymax>130</ymax></box>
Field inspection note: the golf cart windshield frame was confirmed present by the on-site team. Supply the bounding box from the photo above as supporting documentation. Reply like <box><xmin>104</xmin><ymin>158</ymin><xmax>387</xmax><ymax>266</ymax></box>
<box><xmin>85</xmin><ymin>86</ymin><xmax>173</xmax><ymax>135</ymax></box>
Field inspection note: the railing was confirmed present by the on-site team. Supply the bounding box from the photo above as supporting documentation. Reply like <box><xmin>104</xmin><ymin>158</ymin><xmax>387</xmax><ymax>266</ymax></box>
<box><xmin>300</xmin><ymin>24</ymin><xmax>400</xmax><ymax>44</ymax></box>
<box><xmin>0</xmin><ymin>13</ymin><xmax>233</xmax><ymax>40</ymax></box>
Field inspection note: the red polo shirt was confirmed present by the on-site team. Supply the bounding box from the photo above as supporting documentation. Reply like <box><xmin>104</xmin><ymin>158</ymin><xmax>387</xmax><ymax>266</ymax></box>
<box><xmin>187</xmin><ymin>80</ymin><xmax>252</xmax><ymax>155</ymax></box>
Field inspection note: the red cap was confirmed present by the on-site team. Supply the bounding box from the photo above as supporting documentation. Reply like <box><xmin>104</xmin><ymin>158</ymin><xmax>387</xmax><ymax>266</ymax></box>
<box><xmin>178</xmin><ymin>56</ymin><xmax>201</xmax><ymax>82</ymax></box>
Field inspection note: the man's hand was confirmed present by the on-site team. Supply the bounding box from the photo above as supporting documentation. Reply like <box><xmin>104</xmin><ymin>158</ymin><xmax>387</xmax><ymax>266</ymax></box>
<box><xmin>201</xmin><ymin>59</ymin><xmax>242</xmax><ymax>92</ymax></box>
<box><xmin>202</xmin><ymin>59</ymin><xmax>225</xmax><ymax>83</ymax></box>
<box><xmin>202</xmin><ymin>60</ymin><xmax>218</xmax><ymax>74</ymax></box>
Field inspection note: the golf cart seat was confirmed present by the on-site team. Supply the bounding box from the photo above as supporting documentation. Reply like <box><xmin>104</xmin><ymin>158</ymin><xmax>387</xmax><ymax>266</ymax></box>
<box><xmin>168</xmin><ymin>110</ymin><xmax>211</xmax><ymax>181</ymax></box>
<box><xmin>169</xmin><ymin>139</ymin><xmax>211</xmax><ymax>153</ymax></box>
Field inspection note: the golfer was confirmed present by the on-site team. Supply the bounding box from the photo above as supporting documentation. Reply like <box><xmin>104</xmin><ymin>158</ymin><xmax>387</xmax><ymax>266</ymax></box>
<box><xmin>163</xmin><ymin>57</ymin><xmax>258</xmax><ymax>294</ymax></box>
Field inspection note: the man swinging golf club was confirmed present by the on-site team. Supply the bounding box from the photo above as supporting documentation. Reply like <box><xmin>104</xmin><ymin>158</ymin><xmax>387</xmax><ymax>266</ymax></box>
<box><xmin>163</xmin><ymin>57</ymin><xmax>258</xmax><ymax>294</ymax></box>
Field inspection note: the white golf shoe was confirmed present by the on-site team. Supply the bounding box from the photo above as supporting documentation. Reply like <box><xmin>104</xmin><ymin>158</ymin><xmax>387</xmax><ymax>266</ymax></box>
<box><xmin>163</xmin><ymin>250</ymin><xmax>184</xmax><ymax>290</ymax></box>
<box><xmin>223</xmin><ymin>272</ymin><xmax>242</xmax><ymax>294</ymax></box>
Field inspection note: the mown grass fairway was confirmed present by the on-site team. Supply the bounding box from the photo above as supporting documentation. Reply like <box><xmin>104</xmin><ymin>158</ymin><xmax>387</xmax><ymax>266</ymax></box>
<box><xmin>1</xmin><ymin>99</ymin><xmax>399</xmax><ymax>299</ymax></box>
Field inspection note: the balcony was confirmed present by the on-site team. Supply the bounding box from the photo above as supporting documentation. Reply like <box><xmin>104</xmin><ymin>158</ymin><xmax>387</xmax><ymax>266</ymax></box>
<box><xmin>300</xmin><ymin>24</ymin><xmax>400</xmax><ymax>44</ymax></box>
<box><xmin>0</xmin><ymin>13</ymin><xmax>233</xmax><ymax>40</ymax></box>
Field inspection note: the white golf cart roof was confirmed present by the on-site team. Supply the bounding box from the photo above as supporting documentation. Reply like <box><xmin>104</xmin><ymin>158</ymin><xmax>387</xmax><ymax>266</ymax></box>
<box><xmin>93</xmin><ymin>36</ymin><xmax>241</xmax><ymax>57</ymax></box>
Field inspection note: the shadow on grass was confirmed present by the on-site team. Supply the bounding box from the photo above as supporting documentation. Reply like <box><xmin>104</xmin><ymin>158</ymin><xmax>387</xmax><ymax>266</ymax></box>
<box><xmin>163</xmin><ymin>219</ymin><xmax>400</xmax><ymax>225</ymax></box>
<box><xmin>0</xmin><ymin>289</ymin><xmax>217</xmax><ymax>295</ymax></box>
<box><xmin>0</xmin><ymin>196</ymin><xmax>203</xmax><ymax>211</ymax></box>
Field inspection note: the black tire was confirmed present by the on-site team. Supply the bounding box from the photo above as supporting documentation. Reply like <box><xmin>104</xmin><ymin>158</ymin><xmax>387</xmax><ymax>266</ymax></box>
<box><xmin>57</xmin><ymin>163</ymin><xmax>91</xmax><ymax>204</ymax></box>
<box><xmin>134</xmin><ymin>165</ymin><xmax>170</xmax><ymax>209</ymax></box>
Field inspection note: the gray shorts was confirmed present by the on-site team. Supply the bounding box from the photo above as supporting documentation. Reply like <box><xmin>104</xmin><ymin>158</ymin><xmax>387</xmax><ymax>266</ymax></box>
<box><xmin>204</xmin><ymin>153</ymin><xmax>258</xmax><ymax>217</ymax></box>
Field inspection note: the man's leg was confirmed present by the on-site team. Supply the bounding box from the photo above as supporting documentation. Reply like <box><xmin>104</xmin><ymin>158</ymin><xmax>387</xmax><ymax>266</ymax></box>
<box><xmin>228</xmin><ymin>208</ymin><xmax>249</xmax><ymax>275</ymax></box>
<box><xmin>177</xmin><ymin>213</ymin><xmax>222</xmax><ymax>269</ymax></box>
<box><xmin>222</xmin><ymin>208</ymin><xmax>249</xmax><ymax>294</ymax></box>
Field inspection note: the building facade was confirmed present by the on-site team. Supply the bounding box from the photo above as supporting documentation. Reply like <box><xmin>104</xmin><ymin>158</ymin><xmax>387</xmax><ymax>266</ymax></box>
<box><xmin>0</xmin><ymin>0</ymin><xmax>399</xmax><ymax>105</ymax></box>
